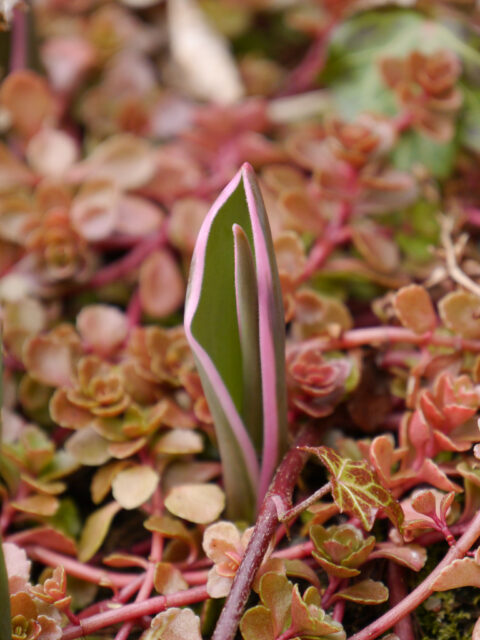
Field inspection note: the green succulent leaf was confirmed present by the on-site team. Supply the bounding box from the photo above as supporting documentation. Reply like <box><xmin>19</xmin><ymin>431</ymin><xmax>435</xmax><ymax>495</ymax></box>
<box><xmin>240</xmin><ymin>605</ymin><xmax>275</xmax><ymax>640</ymax></box>
<box><xmin>303</xmin><ymin>446</ymin><xmax>404</xmax><ymax>531</ymax></box>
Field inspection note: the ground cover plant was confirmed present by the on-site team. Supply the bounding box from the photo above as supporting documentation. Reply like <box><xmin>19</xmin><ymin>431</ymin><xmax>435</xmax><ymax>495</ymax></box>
<box><xmin>5</xmin><ymin>0</ymin><xmax>480</xmax><ymax>639</ymax></box>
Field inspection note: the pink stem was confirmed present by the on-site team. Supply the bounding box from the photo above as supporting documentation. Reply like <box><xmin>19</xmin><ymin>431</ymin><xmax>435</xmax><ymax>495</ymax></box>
<box><xmin>300</xmin><ymin>226</ymin><xmax>351</xmax><ymax>283</ymax></box>
<box><xmin>26</xmin><ymin>546</ymin><xmax>136</xmax><ymax>589</ymax></box>
<box><xmin>126</xmin><ymin>288</ymin><xmax>142</xmax><ymax>329</ymax></box>
<box><xmin>322</xmin><ymin>576</ymin><xmax>342</xmax><ymax>608</ymax></box>
<box><xmin>272</xmin><ymin>540</ymin><xmax>314</xmax><ymax>560</ymax></box>
<box><xmin>61</xmin><ymin>585</ymin><xmax>209</xmax><ymax>640</ymax></box>
<box><xmin>387</xmin><ymin>562</ymin><xmax>415</xmax><ymax>640</ymax></box>
<box><xmin>87</xmin><ymin>228</ymin><xmax>166</xmax><ymax>289</ymax></box>
<box><xmin>348</xmin><ymin>508</ymin><xmax>480</xmax><ymax>640</ymax></box>
<box><xmin>182</xmin><ymin>569</ymin><xmax>209</xmax><ymax>585</ymax></box>
<box><xmin>300</xmin><ymin>202</ymin><xmax>351</xmax><ymax>283</ymax></box>
<box><xmin>278</xmin><ymin>24</ymin><xmax>334</xmax><ymax>96</ymax></box>
<box><xmin>9</xmin><ymin>6</ymin><xmax>27</xmax><ymax>72</ymax></box>
<box><xmin>114</xmin><ymin>564</ymin><xmax>155</xmax><ymax>640</ymax></box>
<box><xmin>332</xmin><ymin>599</ymin><xmax>345</xmax><ymax>623</ymax></box>
<box><xmin>306</xmin><ymin>326</ymin><xmax>480</xmax><ymax>353</ymax></box>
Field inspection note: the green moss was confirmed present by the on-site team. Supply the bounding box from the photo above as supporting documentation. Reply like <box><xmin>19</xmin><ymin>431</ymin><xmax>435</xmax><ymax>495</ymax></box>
<box><xmin>416</xmin><ymin>589</ymin><xmax>480</xmax><ymax>640</ymax></box>
<box><xmin>411</xmin><ymin>542</ymin><xmax>480</xmax><ymax>639</ymax></box>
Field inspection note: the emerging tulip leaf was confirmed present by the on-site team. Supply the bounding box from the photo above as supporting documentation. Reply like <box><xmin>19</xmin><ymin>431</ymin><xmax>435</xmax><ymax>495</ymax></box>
<box><xmin>185</xmin><ymin>163</ymin><xmax>287</xmax><ymax>521</ymax></box>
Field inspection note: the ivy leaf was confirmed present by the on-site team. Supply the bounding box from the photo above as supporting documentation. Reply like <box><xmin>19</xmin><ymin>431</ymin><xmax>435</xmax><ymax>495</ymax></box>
<box><xmin>185</xmin><ymin>163</ymin><xmax>287</xmax><ymax>521</ymax></box>
<box><xmin>303</xmin><ymin>446</ymin><xmax>404</xmax><ymax>531</ymax></box>
<box><xmin>0</xmin><ymin>346</ymin><xmax>12</xmax><ymax>640</ymax></box>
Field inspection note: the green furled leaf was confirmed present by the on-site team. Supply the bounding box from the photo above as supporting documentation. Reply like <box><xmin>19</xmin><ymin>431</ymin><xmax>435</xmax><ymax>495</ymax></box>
<box><xmin>185</xmin><ymin>164</ymin><xmax>287</xmax><ymax>521</ymax></box>
<box><xmin>303</xmin><ymin>446</ymin><xmax>404</xmax><ymax>531</ymax></box>
<box><xmin>233</xmin><ymin>223</ymin><xmax>262</xmax><ymax>452</ymax></box>
<box><xmin>0</xmin><ymin>345</ymin><xmax>12</xmax><ymax>640</ymax></box>
<box><xmin>332</xmin><ymin>579</ymin><xmax>389</xmax><ymax>605</ymax></box>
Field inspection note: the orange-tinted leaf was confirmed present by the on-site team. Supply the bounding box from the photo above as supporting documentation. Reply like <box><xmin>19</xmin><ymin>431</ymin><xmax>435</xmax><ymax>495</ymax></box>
<box><xmin>11</xmin><ymin>494</ymin><xmax>59</xmax><ymax>517</ymax></box>
<box><xmin>154</xmin><ymin>562</ymin><xmax>188</xmax><ymax>595</ymax></box>
<box><xmin>164</xmin><ymin>483</ymin><xmax>225</xmax><ymax>524</ymax></box>
<box><xmin>439</xmin><ymin>291</ymin><xmax>480</xmax><ymax>339</ymax></box>
<box><xmin>332</xmin><ymin>579</ymin><xmax>388</xmax><ymax>605</ymax></box>
<box><xmin>431</xmin><ymin>557</ymin><xmax>480</xmax><ymax>591</ymax></box>
<box><xmin>111</xmin><ymin>465</ymin><xmax>159</xmax><ymax>510</ymax></box>
<box><xmin>91</xmin><ymin>460</ymin><xmax>130</xmax><ymax>504</ymax></box>
<box><xmin>139</xmin><ymin>249</ymin><xmax>185</xmax><ymax>318</ymax></box>
<box><xmin>394</xmin><ymin>285</ymin><xmax>437</xmax><ymax>334</ymax></box>
<box><xmin>240</xmin><ymin>605</ymin><xmax>275</xmax><ymax>640</ymax></box>
<box><xmin>78</xmin><ymin>501</ymin><xmax>121</xmax><ymax>562</ymax></box>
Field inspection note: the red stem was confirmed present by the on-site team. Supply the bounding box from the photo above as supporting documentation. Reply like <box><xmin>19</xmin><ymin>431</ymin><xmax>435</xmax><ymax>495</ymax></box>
<box><xmin>305</xmin><ymin>326</ymin><xmax>480</xmax><ymax>353</ymax></box>
<box><xmin>348</xmin><ymin>508</ymin><xmax>480</xmax><ymax>640</ymax></box>
<box><xmin>26</xmin><ymin>546</ymin><xmax>136</xmax><ymax>589</ymax></box>
<box><xmin>9</xmin><ymin>6</ymin><xmax>27</xmax><ymax>72</ymax></box>
<box><xmin>211</xmin><ymin>424</ymin><xmax>320</xmax><ymax>640</ymax></box>
<box><xmin>61</xmin><ymin>585</ymin><xmax>209</xmax><ymax>640</ymax></box>
<box><xmin>278</xmin><ymin>23</ymin><xmax>334</xmax><ymax>96</ymax></box>
<box><xmin>387</xmin><ymin>562</ymin><xmax>415</xmax><ymax>640</ymax></box>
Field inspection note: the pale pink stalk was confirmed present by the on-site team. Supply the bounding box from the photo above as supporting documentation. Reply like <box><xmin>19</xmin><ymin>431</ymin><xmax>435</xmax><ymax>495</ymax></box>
<box><xmin>300</xmin><ymin>205</ymin><xmax>351</xmax><ymax>283</ymax></box>
<box><xmin>272</xmin><ymin>540</ymin><xmax>314</xmax><ymax>560</ymax></box>
<box><xmin>26</xmin><ymin>546</ymin><xmax>135</xmax><ymax>589</ymax></box>
<box><xmin>307</xmin><ymin>326</ymin><xmax>480</xmax><ymax>353</ymax></box>
<box><xmin>61</xmin><ymin>585</ymin><xmax>209</xmax><ymax>640</ymax></box>
<box><xmin>333</xmin><ymin>600</ymin><xmax>346</xmax><ymax>623</ymax></box>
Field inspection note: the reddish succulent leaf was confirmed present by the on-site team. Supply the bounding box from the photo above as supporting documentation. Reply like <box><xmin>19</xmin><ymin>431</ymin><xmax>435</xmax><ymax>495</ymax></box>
<box><xmin>303</xmin><ymin>446</ymin><xmax>404</xmax><ymax>531</ymax></box>
<box><xmin>140</xmin><ymin>249</ymin><xmax>185</xmax><ymax>319</ymax></box>
<box><xmin>368</xmin><ymin>542</ymin><xmax>426</xmax><ymax>571</ymax></box>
